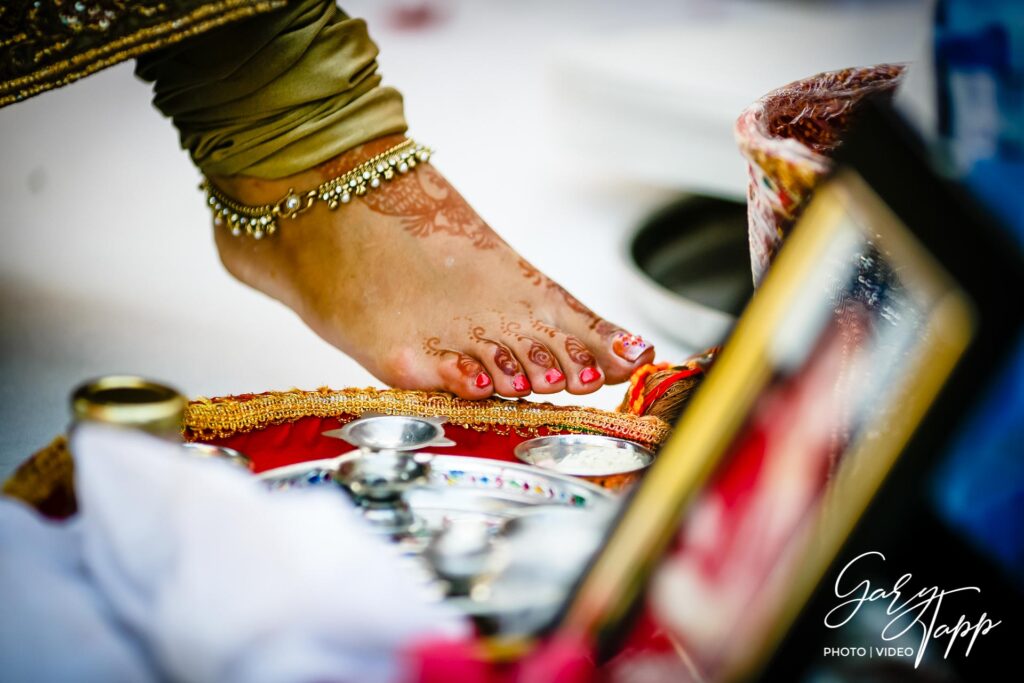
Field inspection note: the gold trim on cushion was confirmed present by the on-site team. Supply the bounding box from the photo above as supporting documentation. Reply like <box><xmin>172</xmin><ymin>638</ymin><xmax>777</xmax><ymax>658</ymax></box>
<box><xmin>1</xmin><ymin>0</ymin><xmax>287</xmax><ymax>108</ymax></box>
<box><xmin>184</xmin><ymin>387</ymin><xmax>672</xmax><ymax>446</ymax></box>
<box><xmin>4</xmin><ymin>388</ymin><xmax>671</xmax><ymax>516</ymax></box>
<box><xmin>2</xmin><ymin>436</ymin><xmax>77</xmax><ymax>517</ymax></box>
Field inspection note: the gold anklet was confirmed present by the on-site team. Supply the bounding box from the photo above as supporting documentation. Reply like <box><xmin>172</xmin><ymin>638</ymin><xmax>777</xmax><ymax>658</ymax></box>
<box><xmin>200</xmin><ymin>139</ymin><xmax>432</xmax><ymax>239</ymax></box>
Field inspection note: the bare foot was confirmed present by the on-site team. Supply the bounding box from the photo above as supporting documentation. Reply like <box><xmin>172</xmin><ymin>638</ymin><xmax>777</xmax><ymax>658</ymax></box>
<box><xmin>212</xmin><ymin>135</ymin><xmax>655</xmax><ymax>399</ymax></box>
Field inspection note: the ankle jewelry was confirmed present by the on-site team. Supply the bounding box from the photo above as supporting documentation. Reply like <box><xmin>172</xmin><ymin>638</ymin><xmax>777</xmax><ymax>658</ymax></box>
<box><xmin>201</xmin><ymin>139</ymin><xmax>432</xmax><ymax>239</ymax></box>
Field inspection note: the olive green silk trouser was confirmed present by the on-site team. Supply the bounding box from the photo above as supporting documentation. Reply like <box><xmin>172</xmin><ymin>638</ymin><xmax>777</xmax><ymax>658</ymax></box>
<box><xmin>136</xmin><ymin>0</ymin><xmax>407</xmax><ymax>178</ymax></box>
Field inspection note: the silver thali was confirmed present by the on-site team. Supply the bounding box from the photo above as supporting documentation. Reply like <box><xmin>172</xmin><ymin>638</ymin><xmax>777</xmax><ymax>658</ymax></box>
<box><xmin>259</xmin><ymin>453</ymin><xmax>615</xmax><ymax>529</ymax></box>
<box><xmin>250</xmin><ymin>415</ymin><xmax>623</xmax><ymax>634</ymax></box>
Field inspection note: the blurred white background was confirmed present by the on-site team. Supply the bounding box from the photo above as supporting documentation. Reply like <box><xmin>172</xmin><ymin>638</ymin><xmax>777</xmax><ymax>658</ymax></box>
<box><xmin>0</xmin><ymin>0</ymin><xmax>930</xmax><ymax>476</ymax></box>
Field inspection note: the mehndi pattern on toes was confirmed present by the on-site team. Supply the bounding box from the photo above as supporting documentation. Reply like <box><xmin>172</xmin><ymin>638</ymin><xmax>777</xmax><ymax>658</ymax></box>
<box><xmin>422</xmin><ymin>337</ymin><xmax>492</xmax><ymax>394</ymax></box>
<box><xmin>467</xmin><ymin>325</ymin><xmax>531</xmax><ymax>396</ymax></box>
<box><xmin>498</xmin><ymin>318</ymin><xmax>566</xmax><ymax>391</ymax></box>
<box><xmin>516</xmin><ymin>259</ymin><xmax>654</xmax><ymax>380</ymax></box>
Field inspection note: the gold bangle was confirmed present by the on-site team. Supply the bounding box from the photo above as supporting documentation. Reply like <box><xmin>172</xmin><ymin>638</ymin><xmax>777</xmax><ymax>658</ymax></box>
<box><xmin>200</xmin><ymin>138</ymin><xmax>432</xmax><ymax>239</ymax></box>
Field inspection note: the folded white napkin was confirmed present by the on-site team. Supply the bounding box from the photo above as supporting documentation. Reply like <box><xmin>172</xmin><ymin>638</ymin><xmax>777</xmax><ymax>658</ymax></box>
<box><xmin>0</xmin><ymin>424</ymin><xmax>466</xmax><ymax>683</ymax></box>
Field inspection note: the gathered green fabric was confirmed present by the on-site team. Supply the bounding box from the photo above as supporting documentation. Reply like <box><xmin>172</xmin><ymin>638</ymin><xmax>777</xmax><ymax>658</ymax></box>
<box><xmin>135</xmin><ymin>0</ymin><xmax>407</xmax><ymax>178</ymax></box>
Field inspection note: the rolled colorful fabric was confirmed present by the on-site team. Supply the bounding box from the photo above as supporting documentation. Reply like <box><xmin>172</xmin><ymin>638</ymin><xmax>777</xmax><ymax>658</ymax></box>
<box><xmin>734</xmin><ymin>64</ymin><xmax>904</xmax><ymax>285</ymax></box>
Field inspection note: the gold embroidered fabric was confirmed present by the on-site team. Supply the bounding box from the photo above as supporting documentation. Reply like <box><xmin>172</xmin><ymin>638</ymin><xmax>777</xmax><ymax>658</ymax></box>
<box><xmin>2</xmin><ymin>436</ymin><xmax>76</xmax><ymax>517</ymax></box>
<box><xmin>184</xmin><ymin>387</ymin><xmax>671</xmax><ymax>445</ymax></box>
<box><xmin>0</xmin><ymin>0</ymin><xmax>288</xmax><ymax>108</ymax></box>
<box><xmin>3</xmin><ymin>388</ymin><xmax>671</xmax><ymax>516</ymax></box>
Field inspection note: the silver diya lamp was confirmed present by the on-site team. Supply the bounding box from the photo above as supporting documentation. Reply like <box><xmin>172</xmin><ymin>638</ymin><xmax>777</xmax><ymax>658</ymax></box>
<box><xmin>337</xmin><ymin>448</ymin><xmax>433</xmax><ymax>537</ymax></box>
<box><xmin>328</xmin><ymin>415</ymin><xmax>452</xmax><ymax>538</ymax></box>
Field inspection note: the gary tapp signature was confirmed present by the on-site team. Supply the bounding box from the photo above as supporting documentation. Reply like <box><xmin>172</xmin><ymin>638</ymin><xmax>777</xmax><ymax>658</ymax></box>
<box><xmin>823</xmin><ymin>551</ymin><xmax>1001</xmax><ymax>668</ymax></box>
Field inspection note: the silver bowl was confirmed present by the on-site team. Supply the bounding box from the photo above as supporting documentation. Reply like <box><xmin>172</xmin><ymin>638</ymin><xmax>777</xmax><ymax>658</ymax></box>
<box><xmin>624</xmin><ymin>196</ymin><xmax>752</xmax><ymax>349</ymax></box>
<box><xmin>514</xmin><ymin>434</ymin><xmax>655</xmax><ymax>491</ymax></box>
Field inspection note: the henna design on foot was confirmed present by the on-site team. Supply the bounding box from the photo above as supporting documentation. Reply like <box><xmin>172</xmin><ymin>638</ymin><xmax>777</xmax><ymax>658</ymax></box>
<box><xmin>595</xmin><ymin>319</ymin><xmax>624</xmax><ymax>338</ymax></box>
<box><xmin>469</xmin><ymin>326</ymin><xmax>519</xmax><ymax>376</ymax></box>
<box><xmin>501</xmin><ymin>317</ymin><xmax>532</xmax><ymax>345</ymax></box>
<box><xmin>518</xmin><ymin>259</ymin><xmax>546</xmax><ymax>287</ymax></box>
<box><xmin>361</xmin><ymin>165</ymin><xmax>498</xmax><ymax>249</ymax></box>
<box><xmin>515</xmin><ymin>302</ymin><xmax>556</xmax><ymax>339</ymax></box>
<box><xmin>499</xmin><ymin>319</ymin><xmax>525</xmax><ymax>339</ymax></box>
<box><xmin>492</xmin><ymin>346</ymin><xmax>519</xmax><ymax>377</ymax></box>
<box><xmin>423</xmin><ymin>336</ymin><xmax>489</xmax><ymax>384</ymax></box>
<box><xmin>423</xmin><ymin>336</ymin><xmax>448</xmax><ymax>356</ymax></box>
<box><xmin>530</xmin><ymin>319</ymin><xmax>559</xmax><ymax>338</ymax></box>
<box><xmin>565</xmin><ymin>336</ymin><xmax>596</xmax><ymax>367</ymax></box>
<box><xmin>517</xmin><ymin>259</ymin><xmax>621</xmax><ymax>333</ymax></box>
<box><xmin>526</xmin><ymin>341</ymin><xmax>555</xmax><ymax>369</ymax></box>
<box><xmin>499</xmin><ymin>317</ymin><xmax>556</xmax><ymax>371</ymax></box>
<box><xmin>521</xmin><ymin>307</ymin><xmax>559</xmax><ymax>339</ymax></box>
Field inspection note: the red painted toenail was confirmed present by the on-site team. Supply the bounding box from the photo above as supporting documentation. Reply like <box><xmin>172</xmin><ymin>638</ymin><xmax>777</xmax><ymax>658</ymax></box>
<box><xmin>579</xmin><ymin>367</ymin><xmax>601</xmax><ymax>384</ymax></box>
<box><xmin>512</xmin><ymin>373</ymin><xmax>530</xmax><ymax>392</ymax></box>
<box><xmin>544</xmin><ymin>368</ymin><xmax>565</xmax><ymax>384</ymax></box>
<box><xmin>475</xmin><ymin>373</ymin><xmax>491</xmax><ymax>389</ymax></box>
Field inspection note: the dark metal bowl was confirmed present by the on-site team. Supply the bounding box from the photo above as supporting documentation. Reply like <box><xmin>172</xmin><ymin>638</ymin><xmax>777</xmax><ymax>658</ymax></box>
<box><xmin>626</xmin><ymin>196</ymin><xmax>753</xmax><ymax>348</ymax></box>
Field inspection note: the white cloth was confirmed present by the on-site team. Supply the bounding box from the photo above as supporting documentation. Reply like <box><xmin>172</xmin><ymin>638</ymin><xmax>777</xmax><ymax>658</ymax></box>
<box><xmin>0</xmin><ymin>425</ymin><xmax>466</xmax><ymax>683</ymax></box>
<box><xmin>0</xmin><ymin>499</ymin><xmax>155</xmax><ymax>683</ymax></box>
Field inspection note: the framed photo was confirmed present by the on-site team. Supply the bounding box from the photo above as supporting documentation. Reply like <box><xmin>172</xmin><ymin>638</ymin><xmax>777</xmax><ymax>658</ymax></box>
<box><xmin>553</xmin><ymin>100</ymin><xmax>1023</xmax><ymax>682</ymax></box>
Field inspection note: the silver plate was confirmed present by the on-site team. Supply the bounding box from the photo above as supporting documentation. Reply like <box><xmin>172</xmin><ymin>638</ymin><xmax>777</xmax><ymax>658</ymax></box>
<box><xmin>258</xmin><ymin>454</ymin><xmax>617</xmax><ymax>625</ymax></box>
<box><xmin>258</xmin><ymin>453</ymin><xmax>616</xmax><ymax>530</ymax></box>
<box><xmin>181</xmin><ymin>442</ymin><xmax>252</xmax><ymax>470</ymax></box>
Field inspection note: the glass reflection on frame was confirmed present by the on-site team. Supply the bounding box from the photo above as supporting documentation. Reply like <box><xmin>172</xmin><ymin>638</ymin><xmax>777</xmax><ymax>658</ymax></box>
<box><xmin>557</xmin><ymin>167</ymin><xmax>976</xmax><ymax>683</ymax></box>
